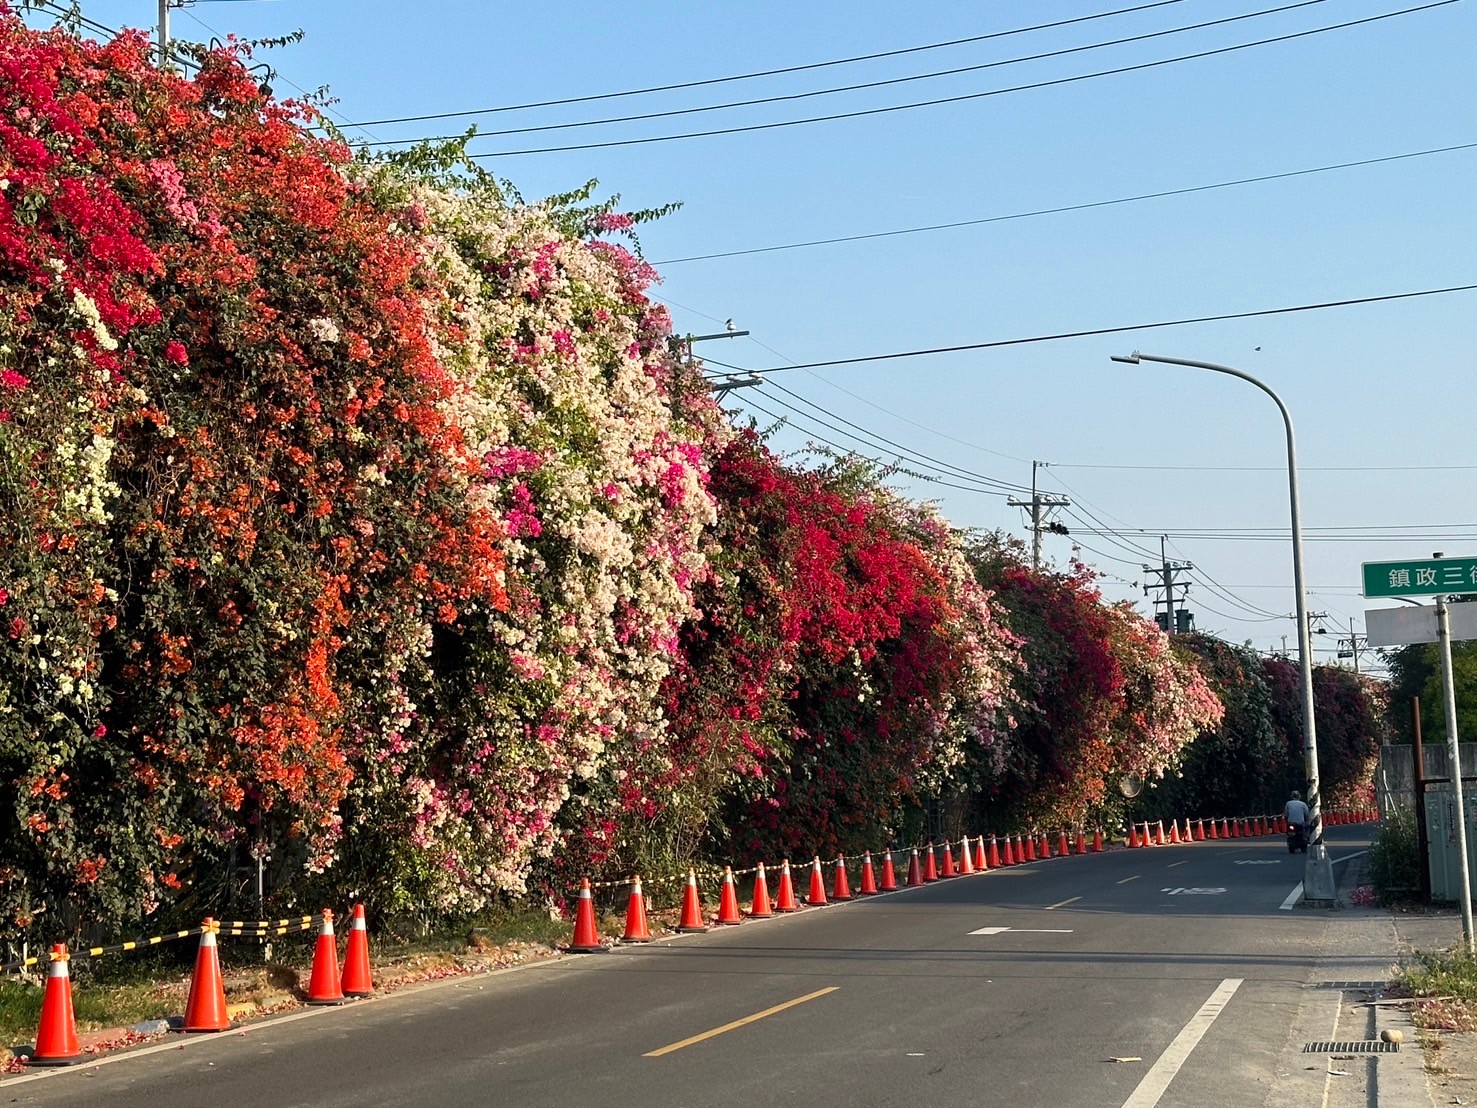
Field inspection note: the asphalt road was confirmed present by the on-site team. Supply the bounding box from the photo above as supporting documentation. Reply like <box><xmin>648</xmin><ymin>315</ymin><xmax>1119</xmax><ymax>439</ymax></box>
<box><xmin>3</xmin><ymin>827</ymin><xmax>1375</xmax><ymax>1108</ymax></box>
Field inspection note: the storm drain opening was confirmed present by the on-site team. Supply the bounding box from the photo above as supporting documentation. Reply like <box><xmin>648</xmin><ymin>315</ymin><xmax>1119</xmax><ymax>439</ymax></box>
<box><xmin>1309</xmin><ymin>981</ymin><xmax>1386</xmax><ymax>991</ymax></box>
<box><xmin>1301</xmin><ymin>1041</ymin><xmax>1400</xmax><ymax>1054</ymax></box>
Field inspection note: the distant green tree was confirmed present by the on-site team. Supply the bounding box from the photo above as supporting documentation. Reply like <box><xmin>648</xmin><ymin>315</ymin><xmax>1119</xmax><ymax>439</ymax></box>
<box><xmin>1384</xmin><ymin>632</ymin><xmax>1477</xmax><ymax>746</ymax></box>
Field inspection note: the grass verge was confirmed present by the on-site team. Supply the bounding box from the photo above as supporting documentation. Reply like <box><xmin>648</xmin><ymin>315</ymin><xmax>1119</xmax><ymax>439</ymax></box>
<box><xmin>1393</xmin><ymin>945</ymin><xmax>1477</xmax><ymax>1031</ymax></box>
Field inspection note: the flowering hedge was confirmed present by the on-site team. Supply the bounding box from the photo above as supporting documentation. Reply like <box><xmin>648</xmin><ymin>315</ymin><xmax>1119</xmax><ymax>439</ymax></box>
<box><xmin>5</xmin><ymin>12</ymin><xmax>1362</xmax><ymax>941</ymax></box>
<box><xmin>965</xmin><ymin>539</ymin><xmax>1222</xmax><ymax>828</ymax></box>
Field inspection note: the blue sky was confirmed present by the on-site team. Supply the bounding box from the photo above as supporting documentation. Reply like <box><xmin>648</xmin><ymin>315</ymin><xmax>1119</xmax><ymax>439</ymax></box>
<box><xmin>25</xmin><ymin>0</ymin><xmax>1477</xmax><ymax>668</ymax></box>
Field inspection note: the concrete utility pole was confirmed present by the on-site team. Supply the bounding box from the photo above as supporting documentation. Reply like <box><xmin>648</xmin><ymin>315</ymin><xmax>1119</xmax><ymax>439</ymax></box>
<box><xmin>1337</xmin><ymin>617</ymin><xmax>1369</xmax><ymax>674</ymax></box>
<box><xmin>1142</xmin><ymin>536</ymin><xmax>1193</xmax><ymax>634</ymax></box>
<box><xmin>1435</xmin><ymin>565</ymin><xmax>1475</xmax><ymax>952</ymax></box>
<box><xmin>157</xmin><ymin>0</ymin><xmax>169</xmax><ymax>66</ymax></box>
<box><xmin>1007</xmin><ymin>461</ymin><xmax>1070</xmax><ymax>569</ymax></box>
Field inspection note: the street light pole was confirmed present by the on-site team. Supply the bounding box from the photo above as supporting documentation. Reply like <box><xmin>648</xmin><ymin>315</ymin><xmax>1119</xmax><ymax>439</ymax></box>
<box><xmin>1110</xmin><ymin>351</ymin><xmax>1336</xmax><ymax>904</ymax></box>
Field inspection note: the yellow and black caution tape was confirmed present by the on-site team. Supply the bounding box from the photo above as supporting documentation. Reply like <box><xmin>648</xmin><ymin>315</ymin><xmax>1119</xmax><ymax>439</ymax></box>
<box><xmin>1</xmin><ymin>910</ymin><xmax>339</xmax><ymax>973</ymax></box>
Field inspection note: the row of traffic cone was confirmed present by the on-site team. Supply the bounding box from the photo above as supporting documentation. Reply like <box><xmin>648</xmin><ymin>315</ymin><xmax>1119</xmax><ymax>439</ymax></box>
<box><xmin>1125</xmin><ymin>809</ymin><xmax>1378</xmax><ymax>849</ymax></box>
<box><xmin>24</xmin><ymin>906</ymin><xmax>376</xmax><ymax>1066</ymax></box>
<box><xmin>567</xmin><ymin>832</ymin><xmax>1117</xmax><ymax>951</ymax></box>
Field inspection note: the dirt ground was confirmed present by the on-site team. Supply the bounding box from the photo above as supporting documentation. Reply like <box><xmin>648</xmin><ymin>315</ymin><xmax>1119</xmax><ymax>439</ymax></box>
<box><xmin>1422</xmin><ymin>1028</ymin><xmax>1477</xmax><ymax>1102</ymax></box>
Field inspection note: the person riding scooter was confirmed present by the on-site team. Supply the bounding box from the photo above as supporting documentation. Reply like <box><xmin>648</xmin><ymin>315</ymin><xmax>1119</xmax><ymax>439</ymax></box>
<box><xmin>1285</xmin><ymin>790</ymin><xmax>1311</xmax><ymax>853</ymax></box>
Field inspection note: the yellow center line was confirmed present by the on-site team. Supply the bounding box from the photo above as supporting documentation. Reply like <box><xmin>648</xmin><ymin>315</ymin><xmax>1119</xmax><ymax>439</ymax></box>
<box><xmin>1117</xmin><ymin>875</ymin><xmax>1140</xmax><ymax>884</ymax></box>
<box><xmin>643</xmin><ymin>987</ymin><xmax>839</xmax><ymax>1057</ymax></box>
<box><xmin>1168</xmin><ymin>860</ymin><xmax>1189</xmax><ymax>868</ymax></box>
<box><xmin>1044</xmin><ymin>896</ymin><xmax>1081</xmax><ymax>910</ymax></box>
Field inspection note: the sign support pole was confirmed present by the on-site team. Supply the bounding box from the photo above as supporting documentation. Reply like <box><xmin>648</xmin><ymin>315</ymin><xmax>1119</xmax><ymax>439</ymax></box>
<box><xmin>1437</xmin><ymin>592</ymin><xmax>1475</xmax><ymax>952</ymax></box>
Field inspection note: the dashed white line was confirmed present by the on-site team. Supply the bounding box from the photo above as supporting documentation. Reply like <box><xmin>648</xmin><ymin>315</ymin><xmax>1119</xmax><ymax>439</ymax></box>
<box><xmin>1279</xmin><ymin>883</ymin><xmax>1304</xmax><ymax>911</ymax></box>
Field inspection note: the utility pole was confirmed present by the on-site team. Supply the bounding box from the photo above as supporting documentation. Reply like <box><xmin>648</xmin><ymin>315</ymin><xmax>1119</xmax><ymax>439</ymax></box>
<box><xmin>1006</xmin><ymin>461</ymin><xmax>1070</xmax><ymax>569</ymax></box>
<box><xmin>157</xmin><ymin>0</ymin><xmax>169</xmax><ymax>66</ymax></box>
<box><xmin>1336</xmin><ymin>617</ymin><xmax>1370</xmax><ymax>674</ymax></box>
<box><xmin>1142</xmin><ymin>536</ymin><xmax>1193</xmax><ymax>634</ymax></box>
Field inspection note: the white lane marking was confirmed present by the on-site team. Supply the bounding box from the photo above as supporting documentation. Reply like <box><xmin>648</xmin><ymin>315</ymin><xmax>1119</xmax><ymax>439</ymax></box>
<box><xmin>1121</xmin><ymin>978</ymin><xmax>1242</xmax><ymax>1108</ymax></box>
<box><xmin>1333</xmin><ymin>849</ymin><xmax>1369</xmax><ymax>864</ymax></box>
<box><xmin>1167</xmin><ymin>860</ymin><xmax>1189</xmax><ymax>869</ymax></box>
<box><xmin>969</xmin><ymin>926</ymin><xmax>1075</xmax><ymax>935</ymax></box>
<box><xmin>1279</xmin><ymin>883</ymin><xmax>1304</xmax><ymax>910</ymax></box>
<box><xmin>1160</xmin><ymin>887</ymin><xmax>1225</xmax><ymax>895</ymax></box>
<box><xmin>1234</xmin><ymin>859</ymin><xmax>1282</xmax><ymax>865</ymax></box>
<box><xmin>1117</xmin><ymin>875</ymin><xmax>1140</xmax><ymax>885</ymax></box>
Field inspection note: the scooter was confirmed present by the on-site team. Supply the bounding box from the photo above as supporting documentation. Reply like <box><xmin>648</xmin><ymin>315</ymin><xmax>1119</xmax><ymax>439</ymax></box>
<box><xmin>1286</xmin><ymin>821</ymin><xmax>1309</xmax><ymax>854</ymax></box>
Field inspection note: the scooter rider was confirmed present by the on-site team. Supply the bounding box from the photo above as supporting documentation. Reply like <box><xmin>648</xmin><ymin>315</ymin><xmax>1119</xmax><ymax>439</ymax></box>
<box><xmin>1285</xmin><ymin>790</ymin><xmax>1311</xmax><ymax>838</ymax></box>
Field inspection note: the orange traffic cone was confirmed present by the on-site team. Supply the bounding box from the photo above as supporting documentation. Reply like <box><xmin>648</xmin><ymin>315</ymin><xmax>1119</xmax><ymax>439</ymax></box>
<box><xmin>1074</xmin><ymin>830</ymin><xmax>1086</xmax><ymax>855</ymax></box>
<box><xmin>1194</xmin><ymin>819</ymin><xmax>1206</xmax><ymax>842</ymax></box>
<box><xmin>182</xmin><ymin>919</ymin><xmax>232</xmax><ymax>1032</ymax></box>
<box><xmin>907</xmin><ymin>848</ymin><xmax>924</xmax><ymax>887</ymax></box>
<box><xmin>1169</xmin><ymin>820</ymin><xmax>1181</xmax><ymax>845</ymax></box>
<box><xmin>975</xmin><ymin>836</ymin><xmax>989</xmax><ymax>871</ymax></box>
<box><xmin>939</xmin><ymin>842</ymin><xmax>957</xmax><ymax>878</ymax></box>
<box><xmin>749</xmin><ymin>863</ymin><xmax>774</xmax><ymax>918</ymax></box>
<box><xmin>988</xmin><ymin>835</ymin><xmax>1003</xmax><ymax>869</ymax></box>
<box><xmin>832</xmin><ymin>855</ymin><xmax>854</xmax><ymax>900</ymax></box>
<box><xmin>1024</xmin><ymin>834</ymin><xmax>1037</xmax><ymax>862</ymax></box>
<box><xmin>1277</xmin><ymin>815</ymin><xmax>1288</xmax><ymax>834</ymax></box>
<box><xmin>1128</xmin><ymin>823</ymin><xmax>1141</xmax><ymax>848</ymax></box>
<box><xmin>716</xmin><ymin>867</ymin><xmax>744</xmax><ymax>925</ymax></box>
<box><xmin>622</xmin><ymin>877</ymin><xmax>654</xmax><ymax>941</ymax></box>
<box><xmin>923</xmin><ymin>844</ymin><xmax>939</xmax><ymax>882</ymax></box>
<box><xmin>1093</xmin><ymin>828</ymin><xmax>1104</xmax><ymax>853</ymax></box>
<box><xmin>1038</xmin><ymin>833</ymin><xmax>1051</xmax><ymax>859</ymax></box>
<box><xmin>341</xmin><ymin>903</ymin><xmax>375</xmax><ymax>995</ymax></box>
<box><xmin>1152</xmin><ymin>820</ymin><xmax>1164</xmax><ymax>846</ymax></box>
<box><xmin>1059</xmin><ymin>831</ymin><xmax>1071</xmax><ymax>857</ymax></box>
<box><xmin>859</xmin><ymin>852</ymin><xmax>879</xmax><ymax>894</ymax></box>
<box><xmin>1003</xmin><ymin>836</ymin><xmax>1017</xmax><ymax>865</ymax></box>
<box><xmin>808</xmin><ymin>857</ymin><xmax>829</xmax><ymax>905</ymax></box>
<box><xmin>775</xmin><ymin>860</ymin><xmax>799</xmax><ymax>912</ymax></box>
<box><xmin>880</xmin><ymin>851</ymin><xmax>898</xmax><ymax>891</ymax></box>
<box><xmin>29</xmin><ymin>945</ymin><xmax>81</xmax><ymax>1065</ymax></box>
<box><xmin>308</xmin><ymin>910</ymin><xmax>348</xmax><ymax>1000</ymax></box>
<box><xmin>677</xmin><ymin>868</ymin><xmax>709</xmax><ymax>931</ymax></box>
<box><xmin>1208</xmin><ymin>817</ymin><xmax>1219</xmax><ymax>839</ymax></box>
<box><xmin>958</xmin><ymin>838</ymin><xmax>975</xmax><ymax>875</ymax></box>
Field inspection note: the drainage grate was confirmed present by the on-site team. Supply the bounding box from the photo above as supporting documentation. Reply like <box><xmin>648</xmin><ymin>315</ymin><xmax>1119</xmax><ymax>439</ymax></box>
<box><xmin>1311</xmin><ymin>980</ymin><xmax>1386</xmax><ymax>990</ymax></box>
<box><xmin>1301</xmin><ymin>1041</ymin><xmax>1400</xmax><ymax>1054</ymax></box>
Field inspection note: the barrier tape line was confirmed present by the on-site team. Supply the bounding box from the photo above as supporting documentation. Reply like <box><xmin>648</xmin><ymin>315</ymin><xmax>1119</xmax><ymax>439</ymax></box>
<box><xmin>1</xmin><ymin>908</ymin><xmax>353</xmax><ymax>973</ymax></box>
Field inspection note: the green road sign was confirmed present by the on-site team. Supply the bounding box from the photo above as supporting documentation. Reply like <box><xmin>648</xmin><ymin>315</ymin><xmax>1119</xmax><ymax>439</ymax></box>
<box><xmin>1362</xmin><ymin>556</ymin><xmax>1477</xmax><ymax>598</ymax></box>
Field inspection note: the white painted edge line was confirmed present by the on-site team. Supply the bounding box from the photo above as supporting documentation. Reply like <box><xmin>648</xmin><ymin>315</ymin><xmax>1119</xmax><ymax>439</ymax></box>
<box><xmin>1279</xmin><ymin>883</ymin><xmax>1305</xmax><ymax>910</ymax></box>
<box><xmin>1120</xmin><ymin>977</ymin><xmax>1242</xmax><ymax>1108</ymax></box>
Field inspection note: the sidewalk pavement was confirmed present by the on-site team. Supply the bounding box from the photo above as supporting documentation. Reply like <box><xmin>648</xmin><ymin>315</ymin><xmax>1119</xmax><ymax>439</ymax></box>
<box><xmin>1266</xmin><ymin>849</ymin><xmax>1463</xmax><ymax>1108</ymax></box>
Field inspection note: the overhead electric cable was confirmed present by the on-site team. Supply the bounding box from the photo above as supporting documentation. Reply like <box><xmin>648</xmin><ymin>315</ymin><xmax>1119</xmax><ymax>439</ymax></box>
<box><xmin>466</xmin><ymin>2</ymin><xmax>1459</xmax><ymax>157</ymax></box>
<box><xmin>342</xmin><ymin>0</ymin><xmax>1194</xmax><ymax>127</ymax></box>
<box><xmin>765</xmin><ymin>381</ymin><xmax>1033</xmax><ymax>493</ymax></box>
<box><xmin>739</xmin><ymin>397</ymin><xmax>1019</xmax><ymax>500</ymax></box>
<box><xmin>697</xmin><ymin>281</ymin><xmax>1477</xmax><ymax>378</ymax></box>
<box><xmin>654</xmin><ymin>141</ymin><xmax>1477</xmax><ymax>265</ymax></box>
<box><xmin>370</xmin><ymin>0</ymin><xmax>1335</xmax><ymax>146</ymax></box>
<box><xmin>747</xmin><ymin>392</ymin><xmax>1023</xmax><ymax>498</ymax></box>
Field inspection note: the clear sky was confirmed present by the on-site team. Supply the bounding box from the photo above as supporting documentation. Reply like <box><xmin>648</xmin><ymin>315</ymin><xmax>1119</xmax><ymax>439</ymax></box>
<box><xmin>24</xmin><ymin>0</ymin><xmax>1477</xmax><ymax>669</ymax></box>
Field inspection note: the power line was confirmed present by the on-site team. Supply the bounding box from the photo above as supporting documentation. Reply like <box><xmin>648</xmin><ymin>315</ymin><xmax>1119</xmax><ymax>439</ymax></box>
<box><xmin>765</xmin><ymin>381</ymin><xmax>1032</xmax><ymax>493</ymax></box>
<box><xmin>369</xmin><ymin>0</ymin><xmax>1336</xmax><ymax>147</ymax></box>
<box><xmin>464</xmin><ymin>2</ymin><xmax>1459</xmax><ymax>157</ymax></box>
<box><xmin>1054</xmin><ymin>459</ymin><xmax>1477</xmax><ymax>472</ymax></box>
<box><xmin>744</xmin><ymin>391</ymin><xmax>1023</xmax><ymax>498</ymax></box>
<box><xmin>697</xmin><ymin>280</ymin><xmax>1477</xmax><ymax>378</ymax></box>
<box><xmin>341</xmin><ymin>0</ymin><xmax>1194</xmax><ymax>128</ymax></box>
<box><xmin>654</xmin><ymin>140</ymin><xmax>1477</xmax><ymax>265</ymax></box>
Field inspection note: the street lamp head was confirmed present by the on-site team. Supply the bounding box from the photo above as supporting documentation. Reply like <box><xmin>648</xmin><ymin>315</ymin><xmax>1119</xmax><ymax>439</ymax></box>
<box><xmin>1109</xmin><ymin>352</ymin><xmax>1142</xmax><ymax>365</ymax></box>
